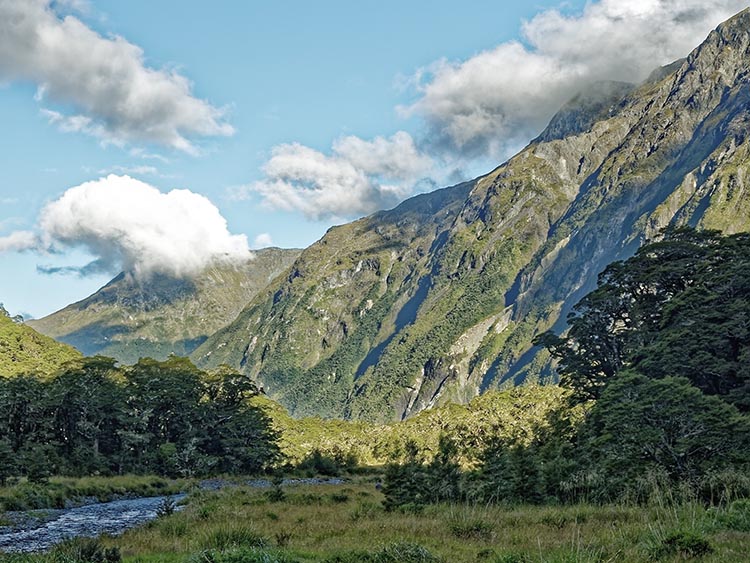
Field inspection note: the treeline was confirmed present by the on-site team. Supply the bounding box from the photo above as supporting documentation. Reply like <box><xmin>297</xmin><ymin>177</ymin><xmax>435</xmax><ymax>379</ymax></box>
<box><xmin>384</xmin><ymin>228</ymin><xmax>750</xmax><ymax>508</ymax></box>
<box><xmin>0</xmin><ymin>357</ymin><xmax>279</xmax><ymax>482</ymax></box>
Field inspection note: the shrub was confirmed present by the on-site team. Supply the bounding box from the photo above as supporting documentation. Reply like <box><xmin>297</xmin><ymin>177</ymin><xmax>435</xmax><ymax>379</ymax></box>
<box><xmin>187</xmin><ymin>548</ymin><xmax>300</xmax><ymax>563</ymax></box>
<box><xmin>648</xmin><ymin>530</ymin><xmax>713</xmax><ymax>559</ymax></box>
<box><xmin>713</xmin><ymin>498</ymin><xmax>750</xmax><ymax>532</ymax></box>
<box><xmin>155</xmin><ymin>496</ymin><xmax>176</xmax><ymax>517</ymax></box>
<box><xmin>322</xmin><ymin>541</ymin><xmax>441</xmax><ymax>562</ymax></box>
<box><xmin>199</xmin><ymin>527</ymin><xmax>268</xmax><ymax>550</ymax></box>
<box><xmin>50</xmin><ymin>538</ymin><xmax>121</xmax><ymax>562</ymax></box>
<box><xmin>448</xmin><ymin>518</ymin><xmax>494</xmax><ymax>540</ymax></box>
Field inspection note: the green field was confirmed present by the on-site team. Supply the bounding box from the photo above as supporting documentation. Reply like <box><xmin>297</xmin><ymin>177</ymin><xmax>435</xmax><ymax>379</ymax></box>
<box><xmin>3</xmin><ymin>479</ymin><xmax>749</xmax><ymax>563</ymax></box>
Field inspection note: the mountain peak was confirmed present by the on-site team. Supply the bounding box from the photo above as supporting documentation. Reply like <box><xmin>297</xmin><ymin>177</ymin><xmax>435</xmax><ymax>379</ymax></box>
<box><xmin>716</xmin><ymin>6</ymin><xmax>750</xmax><ymax>37</ymax></box>
<box><xmin>535</xmin><ymin>80</ymin><xmax>634</xmax><ymax>143</ymax></box>
<box><xmin>30</xmin><ymin>248</ymin><xmax>301</xmax><ymax>363</ymax></box>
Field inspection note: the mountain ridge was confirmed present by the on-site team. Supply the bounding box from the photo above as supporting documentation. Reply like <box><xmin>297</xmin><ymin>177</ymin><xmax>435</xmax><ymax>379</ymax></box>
<box><xmin>30</xmin><ymin>247</ymin><xmax>301</xmax><ymax>364</ymax></box>
<box><xmin>192</xmin><ymin>8</ymin><xmax>750</xmax><ymax>421</ymax></box>
<box><xmin>0</xmin><ymin>304</ymin><xmax>81</xmax><ymax>377</ymax></box>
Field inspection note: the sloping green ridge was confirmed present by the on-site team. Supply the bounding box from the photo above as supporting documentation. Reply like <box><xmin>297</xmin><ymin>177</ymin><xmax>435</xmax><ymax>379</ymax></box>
<box><xmin>0</xmin><ymin>306</ymin><xmax>81</xmax><ymax>377</ymax></box>
<box><xmin>196</xmin><ymin>9</ymin><xmax>750</xmax><ymax>421</ymax></box>
<box><xmin>30</xmin><ymin>248</ymin><xmax>300</xmax><ymax>364</ymax></box>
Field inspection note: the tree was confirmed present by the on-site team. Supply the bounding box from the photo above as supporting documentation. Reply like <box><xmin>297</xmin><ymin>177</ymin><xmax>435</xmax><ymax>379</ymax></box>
<box><xmin>536</xmin><ymin>228</ymin><xmax>750</xmax><ymax>408</ymax></box>
<box><xmin>0</xmin><ymin>439</ymin><xmax>15</xmax><ymax>485</ymax></box>
<box><xmin>579</xmin><ymin>373</ymin><xmax>750</xmax><ymax>499</ymax></box>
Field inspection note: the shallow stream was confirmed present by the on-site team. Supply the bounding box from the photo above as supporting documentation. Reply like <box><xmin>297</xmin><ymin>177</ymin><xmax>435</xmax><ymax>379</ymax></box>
<box><xmin>0</xmin><ymin>477</ymin><xmax>343</xmax><ymax>554</ymax></box>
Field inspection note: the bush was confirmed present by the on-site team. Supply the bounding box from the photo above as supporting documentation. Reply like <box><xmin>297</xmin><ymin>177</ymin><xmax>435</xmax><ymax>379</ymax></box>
<box><xmin>265</xmin><ymin>477</ymin><xmax>286</xmax><ymax>502</ymax></box>
<box><xmin>713</xmin><ymin>498</ymin><xmax>750</xmax><ymax>532</ymax></box>
<box><xmin>448</xmin><ymin>518</ymin><xmax>494</xmax><ymax>540</ymax></box>
<box><xmin>187</xmin><ymin>548</ymin><xmax>300</xmax><ymax>563</ymax></box>
<box><xmin>322</xmin><ymin>541</ymin><xmax>441</xmax><ymax>562</ymax></box>
<box><xmin>50</xmin><ymin>538</ymin><xmax>121</xmax><ymax>562</ymax></box>
<box><xmin>648</xmin><ymin>530</ymin><xmax>713</xmax><ymax>559</ymax></box>
<box><xmin>155</xmin><ymin>496</ymin><xmax>177</xmax><ymax>517</ymax></box>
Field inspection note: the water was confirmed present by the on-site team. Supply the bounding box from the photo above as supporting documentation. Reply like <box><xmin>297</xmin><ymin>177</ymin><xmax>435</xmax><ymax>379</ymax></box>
<box><xmin>0</xmin><ymin>494</ymin><xmax>185</xmax><ymax>554</ymax></box>
<box><xmin>0</xmin><ymin>477</ymin><xmax>344</xmax><ymax>553</ymax></box>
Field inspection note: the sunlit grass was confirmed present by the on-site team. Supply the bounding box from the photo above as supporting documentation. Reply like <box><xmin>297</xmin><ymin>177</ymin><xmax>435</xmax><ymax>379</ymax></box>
<box><xmin>0</xmin><ymin>475</ymin><xmax>188</xmax><ymax>512</ymax></box>
<box><xmin>100</xmin><ymin>480</ymin><xmax>750</xmax><ymax>562</ymax></box>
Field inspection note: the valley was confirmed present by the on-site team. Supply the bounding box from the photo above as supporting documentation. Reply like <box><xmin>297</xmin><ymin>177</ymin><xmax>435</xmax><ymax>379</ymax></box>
<box><xmin>1</xmin><ymin>6</ymin><xmax>750</xmax><ymax>562</ymax></box>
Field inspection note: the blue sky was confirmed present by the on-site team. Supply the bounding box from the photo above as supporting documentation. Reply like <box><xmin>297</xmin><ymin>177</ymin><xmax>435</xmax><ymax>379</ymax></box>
<box><xmin>1</xmin><ymin>0</ymin><xmax>745</xmax><ymax>318</ymax></box>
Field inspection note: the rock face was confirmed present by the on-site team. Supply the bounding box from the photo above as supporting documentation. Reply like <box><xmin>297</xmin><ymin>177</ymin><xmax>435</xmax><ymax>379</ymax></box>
<box><xmin>195</xmin><ymin>8</ymin><xmax>750</xmax><ymax>421</ymax></box>
<box><xmin>30</xmin><ymin>248</ymin><xmax>301</xmax><ymax>364</ymax></box>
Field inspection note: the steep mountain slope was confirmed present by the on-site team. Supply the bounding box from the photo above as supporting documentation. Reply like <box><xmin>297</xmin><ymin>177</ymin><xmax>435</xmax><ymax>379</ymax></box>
<box><xmin>195</xmin><ymin>184</ymin><xmax>473</xmax><ymax>417</ymax></box>
<box><xmin>196</xmin><ymin>9</ymin><xmax>750</xmax><ymax>421</ymax></box>
<box><xmin>30</xmin><ymin>248</ymin><xmax>300</xmax><ymax>364</ymax></box>
<box><xmin>0</xmin><ymin>304</ymin><xmax>81</xmax><ymax>377</ymax></box>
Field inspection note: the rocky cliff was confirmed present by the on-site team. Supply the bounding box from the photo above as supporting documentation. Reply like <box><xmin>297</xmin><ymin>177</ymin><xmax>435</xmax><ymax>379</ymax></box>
<box><xmin>196</xmin><ymin>9</ymin><xmax>750</xmax><ymax>421</ymax></box>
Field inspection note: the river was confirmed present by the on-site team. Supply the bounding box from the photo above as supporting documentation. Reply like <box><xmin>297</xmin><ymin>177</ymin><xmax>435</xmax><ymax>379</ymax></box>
<box><xmin>0</xmin><ymin>494</ymin><xmax>185</xmax><ymax>553</ymax></box>
<box><xmin>0</xmin><ymin>478</ymin><xmax>343</xmax><ymax>554</ymax></box>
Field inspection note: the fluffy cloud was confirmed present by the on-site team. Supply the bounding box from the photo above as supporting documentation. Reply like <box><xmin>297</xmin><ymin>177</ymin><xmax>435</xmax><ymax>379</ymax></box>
<box><xmin>244</xmin><ymin>131</ymin><xmax>434</xmax><ymax>220</ymax></box>
<box><xmin>403</xmin><ymin>0</ymin><xmax>749</xmax><ymax>158</ymax></box>
<box><xmin>0</xmin><ymin>175</ymin><xmax>250</xmax><ymax>278</ymax></box>
<box><xmin>0</xmin><ymin>0</ymin><xmax>233</xmax><ymax>153</ymax></box>
<box><xmin>252</xmin><ymin>233</ymin><xmax>274</xmax><ymax>249</ymax></box>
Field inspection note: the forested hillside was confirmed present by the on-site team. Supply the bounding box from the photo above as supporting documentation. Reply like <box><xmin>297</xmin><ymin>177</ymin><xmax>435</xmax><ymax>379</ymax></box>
<box><xmin>30</xmin><ymin>248</ymin><xmax>300</xmax><ymax>364</ymax></box>
<box><xmin>195</xmin><ymin>9</ymin><xmax>750</xmax><ymax>421</ymax></box>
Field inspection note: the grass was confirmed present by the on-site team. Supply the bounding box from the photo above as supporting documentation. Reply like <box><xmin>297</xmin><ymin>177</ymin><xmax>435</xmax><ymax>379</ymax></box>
<box><xmin>2</xmin><ymin>479</ymin><xmax>749</xmax><ymax>562</ymax></box>
<box><xmin>0</xmin><ymin>475</ymin><xmax>189</xmax><ymax>512</ymax></box>
<box><xmin>89</xmin><ymin>480</ymin><xmax>750</xmax><ymax>562</ymax></box>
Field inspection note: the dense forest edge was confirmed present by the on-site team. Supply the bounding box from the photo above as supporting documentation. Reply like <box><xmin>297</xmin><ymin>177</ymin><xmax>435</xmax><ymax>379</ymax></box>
<box><xmin>1</xmin><ymin>228</ymin><xmax>749</xmax><ymax>561</ymax></box>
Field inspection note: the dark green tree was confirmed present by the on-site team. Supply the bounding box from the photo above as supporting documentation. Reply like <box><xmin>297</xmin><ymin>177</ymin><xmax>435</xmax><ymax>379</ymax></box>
<box><xmin>579</xmin><ymin>373</ymin><xmax>750</xmax><ymax>499</ymax></box>
<box><xmin>536</xmin><ymin>228</ymin><xmax>750</xmax><ymax>408</ymax></box>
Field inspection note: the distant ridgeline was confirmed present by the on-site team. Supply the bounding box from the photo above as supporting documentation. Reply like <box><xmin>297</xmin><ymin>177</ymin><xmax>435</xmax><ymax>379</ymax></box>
<box><xmin>194</xmin><ymin>9</ymin><xmax>750</xmax><ymax>421</ymax></box>
<box><xmin>28</xmin><ymin>248</ymin><xmax>301</xmax><ymax>364</ymax></box>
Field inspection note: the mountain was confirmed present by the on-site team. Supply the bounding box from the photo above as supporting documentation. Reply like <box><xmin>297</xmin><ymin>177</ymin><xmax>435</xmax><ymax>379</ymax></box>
<box><xmin>194</xmin><ymin>9</ymin><xmax>750</xmax><ymax>421</ymax></box>
<box><xmin>0</xmin><ymin>304</ymin><xmax>81</xmax><ymax>377</ymax></box>
<box><xmin>30</xmin><ymin>248</ymin><xmax>300</xmax><ymax>364</ymax></box>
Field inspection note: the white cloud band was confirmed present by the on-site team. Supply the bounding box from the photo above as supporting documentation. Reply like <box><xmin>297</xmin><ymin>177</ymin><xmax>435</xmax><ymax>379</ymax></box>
<box><xmin>243</xmin><ymin>131</ymin><xmax>434</xmax><ymax>221</ymax></box>
<box><xmin>0</xmin><ymin>175</ymin><xmax>250</xmax><ymax>278</ymax></box>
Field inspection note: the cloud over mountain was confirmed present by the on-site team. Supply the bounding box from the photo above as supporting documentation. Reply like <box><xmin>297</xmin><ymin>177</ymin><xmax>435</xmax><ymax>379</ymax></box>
<box><xmin>403</xmin><ymin>0</ymin><xmax>749</xmax><ymax>158</ymax></box>
<box><xmin>0</xmin><ymin>175</ymin><xmax>250</xmax><ymax>278</ymax></box>
<box><xmin>241</xmin><ymin>131</ymin><xmax>434</xmax><ymax>221</ymax></box>
<box><xmin>0</xmin><ymin>0</ymin><xmax>233</xmax><ymax>153</ymax></box>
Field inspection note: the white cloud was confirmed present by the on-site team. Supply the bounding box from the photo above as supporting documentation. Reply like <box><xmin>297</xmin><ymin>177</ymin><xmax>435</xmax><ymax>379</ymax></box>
<box><xmin>245</xmin><ymin>131</ymin><xmax>434</xmax><ymax>220</ymax></box>
<box><xmin>1</xmin><ymin>175</ymin><xmax>250</xmax><ymax>278</ymax></box>
<box><xmin>403</xmin><ymin>0</ymin><xmax>749</xmax><ymax>158</ymax></box>
<box><xmin>0</xmin><ymin>0</ymin><xmax>233</xmax><ymax>153</ymax></box>
<box><xmin>252</xmin><ymin>233</ymin><xmax>274</xmax><ymax>249</ymax></box>
<box><xmin>0</xmin><ymin>230</ymin><xmax>36</xmax><ymax>252</ymax></box>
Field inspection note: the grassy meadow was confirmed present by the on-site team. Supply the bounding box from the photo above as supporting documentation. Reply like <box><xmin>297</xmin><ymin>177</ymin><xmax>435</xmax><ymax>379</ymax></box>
<box><xmin>4</xmin><ymin>477</ymin><xmax>746</xmax><ymax>563</ymax></box>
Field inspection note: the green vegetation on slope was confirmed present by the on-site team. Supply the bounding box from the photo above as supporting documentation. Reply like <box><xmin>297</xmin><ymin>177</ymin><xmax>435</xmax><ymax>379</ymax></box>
<box><xmin>252</xmin><ymin>384</ymin><xmax>566</xmax><ymax>467</ymax></box>
<box><xmin>0</xmin><ymin>306</ymin><xmax>81</xmax><ymax>378</ymax></box>
<box><xmin>194</xmin><ymin>10</ymin><xmax>750</xmax><ymax>421</ymax></box>
<box><xmin>30</xmin><ymin>248</ymin><xmax>300</xmax><ymax>364</ymax></box>
<box><xmin>382</xmin><ymin>229</ymin><xmax>750</xmax><ymax>511</ymax></box>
